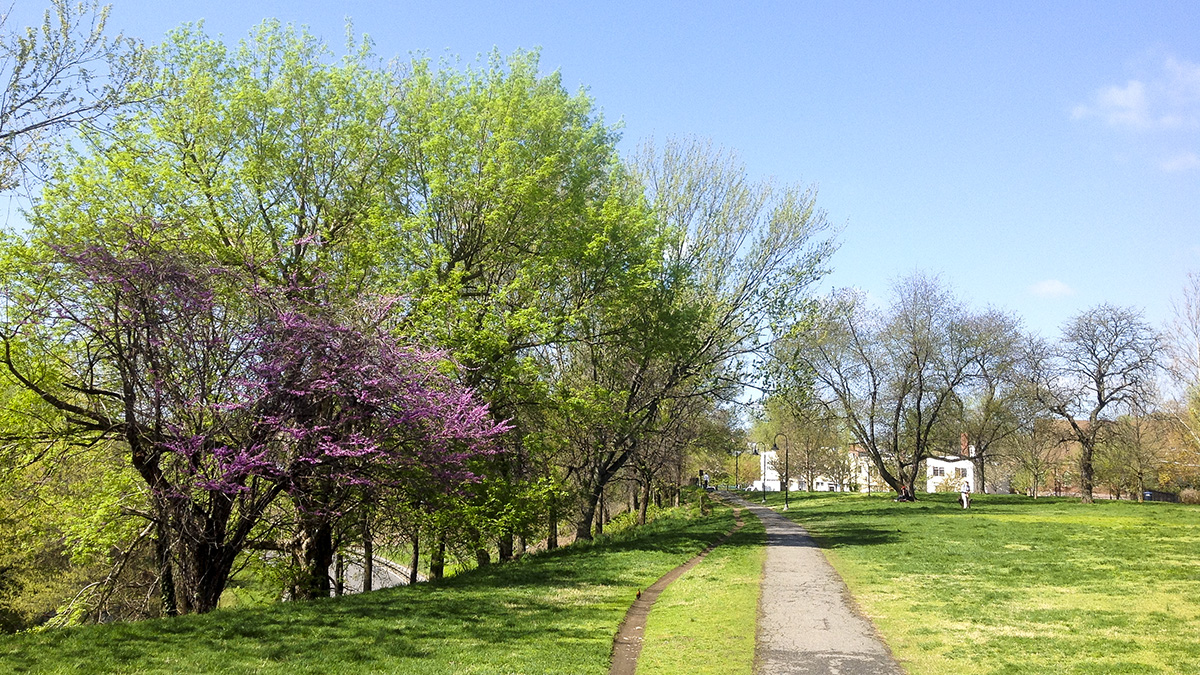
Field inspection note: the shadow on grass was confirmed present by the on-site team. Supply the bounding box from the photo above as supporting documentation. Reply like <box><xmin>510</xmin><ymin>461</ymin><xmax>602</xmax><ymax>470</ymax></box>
<box><xmin>0</xmin><ymin>507</ymin><xmax>748</xmax><ymax>674</ymax></box>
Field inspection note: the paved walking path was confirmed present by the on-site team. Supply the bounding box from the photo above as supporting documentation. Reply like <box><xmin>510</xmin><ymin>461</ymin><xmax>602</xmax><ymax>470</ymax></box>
<box><xmin>735</xmin><ymin>497</ymin><xmax>904</xmax><ymax>675</ymax></box>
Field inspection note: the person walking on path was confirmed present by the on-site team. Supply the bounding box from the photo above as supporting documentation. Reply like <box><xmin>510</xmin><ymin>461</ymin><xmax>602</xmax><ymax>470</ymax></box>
<box><xmin>960</xmin><ymin>482</ymin><xmax>971</xmax><ymax>509</ymax></box>
<box><xmin>734</xmin><ymin>496</ymin><xmax>904</xmax><ymax>674</ymax></box>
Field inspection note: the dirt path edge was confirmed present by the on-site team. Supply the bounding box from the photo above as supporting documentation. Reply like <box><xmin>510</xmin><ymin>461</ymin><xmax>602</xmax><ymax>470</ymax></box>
<box><xmin>608</xmin><ymin>499</ymin><xmax>747</xmax><ymax>675</ymax></box>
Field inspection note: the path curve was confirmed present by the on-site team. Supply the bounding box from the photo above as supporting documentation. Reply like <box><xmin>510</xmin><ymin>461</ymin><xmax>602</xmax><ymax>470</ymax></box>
<box><xmin>734</xmin><ymin>497</ymin><xmax>904</xmax><ymax>675</ymax></box>
<box><xmin>609</xmin><ymin>503</ymin><xmax>746</xmax><ymax>675</ymax></box>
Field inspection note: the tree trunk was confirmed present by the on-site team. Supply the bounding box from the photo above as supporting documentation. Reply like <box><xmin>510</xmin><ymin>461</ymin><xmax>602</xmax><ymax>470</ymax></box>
<box><xmin>498</xmin><ymin>531</ymin><xmax>513</xmax><ymax>563</ymax></box>
<box><xmin>638</xmin><ymin>480</ymin><xmax>651</xmax><ymax>525</ymax></box>
<box><xmin>974</xmin><ymin>455</ymin><xmax>987</xmax><ymax>493</ymax></box>
<box><xmin>334</xmin><ymin>552</ymin><xmax>345</xmax><ymax>596</ymax></box>
<box><xmin>155</xmin><ymin>518</ymin><xmax>178</xmax><ymax>617</ymax></box>
<box><xmin>475</xmin><ymin>548</ymin><xmax>490</xmax><ymax>567</ymax></box>
<box><xmin>295</xmin><ymin>518</ymin><xmax>333</xmax><ymax>600</ymax></box>
<box><xmin>409</xmin><ymin>531</ymin><xmax>420</xmax><ymax>585</ymax></box>
<box><xmin>362</xmin><ymin>512</ymin><xmax>374</xmax><ymax>593</ymax></box>
<box><xmin>547</xmin><ymin>502</ymin><xmax>559</xmax><ymax>550</ymax></box>
<box><xmin>172</xmin><ymin>535</ymin><xmax>236</xmax><ymax>614</ymax></box>
<box><xmin>515</xmin><ymin>535</ymin><xmax>526</xmax><ymax>558</ymax></box>
<box><xmin>575</xmin><ymin>485</ymin><xmax>601</xmax><ymax>542</ymax></box>
<box><xmin>1080</xmin><ymin>444</ymin><xmax>1095</xmax><ymax>504</ymax></box>
<box><xmin>430</xmin><ymin>532</ymin><xmax>445</xmax><ymax>580</ymax></box>
<box><xmin>593</xmin><ymin>502</ymin><xmax>604</xmax><ymax>536</ymax></box>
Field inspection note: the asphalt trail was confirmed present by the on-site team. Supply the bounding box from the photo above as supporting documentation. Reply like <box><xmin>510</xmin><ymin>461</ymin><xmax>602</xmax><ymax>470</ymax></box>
<box><xmin>738</xmin><ymin>498</ymin><xmax>904</xmax><ymax>675</ymax></box>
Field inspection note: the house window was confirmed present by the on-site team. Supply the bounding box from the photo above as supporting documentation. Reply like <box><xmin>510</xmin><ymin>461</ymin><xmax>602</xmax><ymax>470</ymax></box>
<box><xmin>955</xmin><ymin>468</ymin><xmax>966</xmax><ymax>478</ymax></box>
<box><xmin>828</xmin><ymin>484</ymin><xmax>837</xmax><ymax>492</ymax></box>
<box><xmin>932</xmin><ymin>466</ymin><xmax>945</xmax><ymax>477</ymax></box>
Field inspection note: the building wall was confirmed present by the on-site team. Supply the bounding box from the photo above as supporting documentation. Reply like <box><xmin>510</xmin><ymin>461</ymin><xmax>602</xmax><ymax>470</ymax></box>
<box><xmin>926</xmin><ymin>457</ymin><xmax>976</xmax><ymax>493</ymax></box>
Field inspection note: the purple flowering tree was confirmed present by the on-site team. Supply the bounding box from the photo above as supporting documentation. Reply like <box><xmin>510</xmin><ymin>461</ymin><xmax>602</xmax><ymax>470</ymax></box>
<box><xmin>1</xmin><ymin>235</ymin><xmax>506</xmax><ymax>613</ymax></box>
<box><xmin>251</xmin><ymin>303</ymin><xmax>508</xmax><ymax>599</ymax></box>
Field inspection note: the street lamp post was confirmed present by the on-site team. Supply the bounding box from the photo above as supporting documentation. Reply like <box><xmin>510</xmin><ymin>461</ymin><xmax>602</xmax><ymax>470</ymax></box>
<box><xmin>774</xmin><ymin>433</ymin><xmax>790</xmax><ymax>511</ymax></box>
<box><xmin>754</xmin><ymin>442</ymin><xmax>767</xmax><ymax>504</ymax></box>
<box><xmin>734</xmin><ymin>443</ymin><xmax>761</xmax><ymax>493</ymax></box>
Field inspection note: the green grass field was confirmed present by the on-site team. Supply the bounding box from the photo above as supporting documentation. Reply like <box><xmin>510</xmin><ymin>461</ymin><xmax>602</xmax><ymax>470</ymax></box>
<box><xmin>768</xmin><ymin>491</ymin><xmax>1200</xmax><ymax>675</ymax></box>
<box><xmin>0</xmin><ymin>501</ymin><xmax>737</xmax><ymax>674</ymax></box>
<box><xmin>637</xmin><ymin>507</ymin><xmax>766</xmax><ymax>675</ymax></box>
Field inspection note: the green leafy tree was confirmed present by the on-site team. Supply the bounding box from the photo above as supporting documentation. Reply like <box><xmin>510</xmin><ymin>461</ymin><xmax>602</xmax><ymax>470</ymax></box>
<box><xmin>0</xmin><ymin>0</ymin><xmax>146</xmax><ymax>189</ymax></box>
<box><xmin>388</xmin><ymin>49</ymin><xmax>657</xmax><ymax>554</ymax></box>
<box><xmin>553</xmin><ymin>137</ymin><xmax>833</xmax><ymax>540</ymax></box>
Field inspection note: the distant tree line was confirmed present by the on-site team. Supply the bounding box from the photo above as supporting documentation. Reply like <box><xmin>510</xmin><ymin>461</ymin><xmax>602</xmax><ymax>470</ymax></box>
<box><xmin>766</xmin><ymin>272</ymin><xmax>1200</xmax><ymax>504</ymax></box>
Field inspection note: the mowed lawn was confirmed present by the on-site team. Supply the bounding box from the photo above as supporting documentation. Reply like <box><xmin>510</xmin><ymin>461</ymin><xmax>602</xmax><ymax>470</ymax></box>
<box><xmin>0</xmin><ymin>502</ymin><xmax>737</xmax><ymax>675</ymax></box>
<box><xmin>637</xmin><ymin>506</ymin><xmax>766</xmax><ymax>675</ymax></box>
<box><xmin>771</xmin><ymin>491</ymin><xmax>1200</xmax><ymax>675</ymax></box>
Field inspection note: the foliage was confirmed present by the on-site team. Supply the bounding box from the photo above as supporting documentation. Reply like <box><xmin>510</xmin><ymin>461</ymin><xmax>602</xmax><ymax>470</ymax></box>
<box><xmin>754</xmin><ymin>394</ymin><xmax>844</xmax><ymax>491</ymax></box>
<box><xmin>1002</xmin><ymin>420</ymin><xmax>1071</xmax><ymax>497</ymax></box>
<box><xmin>1</xmin><ymin>234</ymin><xmax>504</xmax><ymax>614</ymax></box>
<box><xmin>779</xmin><ymin>274</ymin><xmax>995</xmax><ymax>496</ymax></box>
<box><xmin>0</xmin><ymin>0</ymin><xmax>147</xmax><ymax>189</ymax></box>
<box><xmin>1</xmin><ymin>13</ymin><xmax>832</xmax><ymax>626</ymax></box>
<box><xmin>556</xmin><ymin>137</ymin><xmax>836</xmax><ymax>539</ymax></box>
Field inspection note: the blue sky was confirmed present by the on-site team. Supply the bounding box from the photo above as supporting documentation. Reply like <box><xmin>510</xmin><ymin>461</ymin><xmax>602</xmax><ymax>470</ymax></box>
<box><xmin>11</xmin><ymin>1</ymin><xmax>1200</xmax><ymax>338</ymax></box>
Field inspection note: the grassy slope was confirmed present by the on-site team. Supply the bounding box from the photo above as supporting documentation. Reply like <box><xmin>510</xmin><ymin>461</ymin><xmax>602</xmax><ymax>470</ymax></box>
<box><xmin>0</xmin><ymin>503</ymin><xmax>736</xmax><ymax>675</ymax></box>
<box><xmin>771</xmin><ymin>491</ymin><xmax>1200</xmax><ymax>675</ymax></box>
<box><xmin>636</xmin><ymin>507</ymin><xmax>766</xmax><ymax>675</ymax></box>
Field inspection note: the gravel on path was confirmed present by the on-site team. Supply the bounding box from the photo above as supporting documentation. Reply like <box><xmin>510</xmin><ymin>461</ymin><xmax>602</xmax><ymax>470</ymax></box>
<box><xmin>736</xmin><ymin>498</ymin><xmax>904</xmax><ymax>675</ymax></box>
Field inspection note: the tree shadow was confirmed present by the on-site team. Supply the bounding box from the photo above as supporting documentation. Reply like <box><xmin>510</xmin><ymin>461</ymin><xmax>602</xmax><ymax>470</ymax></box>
<box><xmin>0</xmin><ymin>509</ymin><xmax>749</xmax><ymax>673</ymax></box>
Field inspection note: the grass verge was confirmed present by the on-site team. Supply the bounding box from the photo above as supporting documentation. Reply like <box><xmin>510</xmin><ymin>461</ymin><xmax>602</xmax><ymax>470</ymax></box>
<box><xmin>636</xmin><ymin>505</ymin><xmax>765</xmax><ymax>675</ymax></box>
<box><xmin>766</xmin><ymin>491</ymin><xmax>1200</xmax><ymax>675</ymax></box>
<box><xmin>0</xmin><ymin>500</ymin><xmax>735</xmax><ymax>675</ymax></box>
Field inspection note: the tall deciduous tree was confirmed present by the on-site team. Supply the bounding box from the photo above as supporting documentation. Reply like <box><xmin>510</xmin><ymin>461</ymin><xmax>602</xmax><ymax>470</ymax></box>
<box><xmin>756</xmin><ymin>396</ymin><xmax>840</xmax><ymax>492</ymax></box>
<box><xmin>954</xmin><ymin>309</ymin><xmax>1025</xmax><ymax>492</ymax></box>
<box><xmin>1098</xmin><ymin>405</ymin><xmax>1171</xmax><ymax>502</ymax></box>
<box><xmin>1</xmin><ymin>235</ymin><xmax>503</xmax><ymax>613</ymax></box>
<box><xmin>1026</xmin><ymin>304</ymin><xmax>1162</xmax><ymax>503</ymax></box>
<box><xmin>783</xmin><ymin>275</ymin><xmax>981</xmax><ymax>497</ymax></box>
<box><xmin>1167</xmin><ymin>272</ymin><xmax>1200</xmax><ymax>451</ymax></box>
<box><xmin>557</xmin><ymin>137</ymin><xmax>834</xmax><ymax>539</ymax></box>
<box><xmin>0</xmin><ymin>0</ymin><xmax>146</xmax><ymax>189</ymax></box>
<box><xmin>1004</xmin><ymin>419</ymin><xmax>1066</xmax><ymax>498</ymax></box>
<box><xmin>389</xmin><ymin>50</ymin><xmax>652</xmax><ymax>551</ymax></box>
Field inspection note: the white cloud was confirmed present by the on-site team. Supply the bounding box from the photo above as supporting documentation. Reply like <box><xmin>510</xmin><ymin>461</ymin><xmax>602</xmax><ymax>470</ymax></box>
<box><xmin>1029</xmin><ymin>279</ymin><xmax>1075</xmax><ymax>299</ymax></box>
<box><xmin>1073</xmin><ymin>80</ymin><xmax>1151</xmax><ymax>128</ymax></box>
<box><xmin>1074</xmin><ymin>56</ymin><xmax>1200</xmax><ymax>131</ymax></box>
<box><xmin>1162</xmin><ymin>151</ymin><xmax>1200</xmax><ymax>172</ymax></box>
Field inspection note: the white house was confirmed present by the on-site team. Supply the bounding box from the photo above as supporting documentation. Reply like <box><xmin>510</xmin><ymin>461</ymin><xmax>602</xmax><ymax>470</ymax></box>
<box><xmin>925</xmin><ymin>455</ymin><xmax>976</xmax><ymax>493</ymax></box>
<box><xmin>750</xmin><ymin>447</ymin><xmax>875</xmax><ymax>493</ymax></box>
<box><xmin>750</xmin><ymin>448</ymin><xmax>797</xmax><ymax>492</ymax></box>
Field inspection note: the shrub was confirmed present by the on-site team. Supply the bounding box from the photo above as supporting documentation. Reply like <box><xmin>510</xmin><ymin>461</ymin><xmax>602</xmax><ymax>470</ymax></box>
<box><xmin>1180</xmin><ymin>488</ymin><xmax>1200</xmax><ymax>505</ymax></box>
